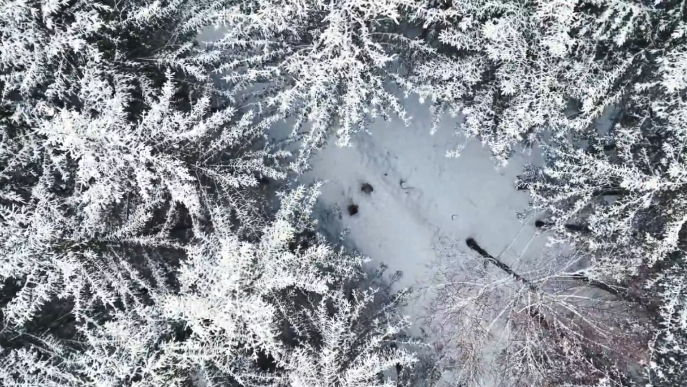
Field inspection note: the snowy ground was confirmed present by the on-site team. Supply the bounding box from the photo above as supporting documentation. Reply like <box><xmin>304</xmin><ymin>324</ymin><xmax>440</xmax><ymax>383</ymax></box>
<box><xmin>298</xmin><ymin>99</ymin><xmax>550</xmax><ymax>328</ymax></box>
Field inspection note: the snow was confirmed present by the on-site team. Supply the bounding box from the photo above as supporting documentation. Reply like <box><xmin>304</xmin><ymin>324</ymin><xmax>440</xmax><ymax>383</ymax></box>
<box><xmin>298</xmin><ymin>98</ymin><xmax>550</xmax><ymax>328</ymax></box>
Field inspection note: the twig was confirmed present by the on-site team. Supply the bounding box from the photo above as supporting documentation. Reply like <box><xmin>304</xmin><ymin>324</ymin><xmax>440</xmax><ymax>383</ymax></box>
<box><xmin>399</xmin><ymin>179</ymin><xmax>413</xmax><ymax>190</ymax></box>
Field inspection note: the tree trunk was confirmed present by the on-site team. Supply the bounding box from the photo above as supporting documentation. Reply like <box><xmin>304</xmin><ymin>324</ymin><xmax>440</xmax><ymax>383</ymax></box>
<box><xmin>535</xmin><ymin>220</ymin><xmax>590</xmax><ymax>234</ymax></box>
<box><xmin>593</xmin><ymin>188</ymin><xmax>626</xmax><ymax>196</ymax></box>
<box><xmin>465</xmin><ymin>238</ymin><xmax>538</xmax><ymax>293</ymax></box>
<box><xmin>571</xmin><ymin>273</ymin><xmax>646</xmax><ymax>305</ymax></box>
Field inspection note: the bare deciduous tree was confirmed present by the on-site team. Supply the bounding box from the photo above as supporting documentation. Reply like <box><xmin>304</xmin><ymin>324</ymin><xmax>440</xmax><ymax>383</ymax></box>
<box><xmin>424</xmin><ymin>235</ymin><xmax>649</xmax><ymax>387</ymax></box>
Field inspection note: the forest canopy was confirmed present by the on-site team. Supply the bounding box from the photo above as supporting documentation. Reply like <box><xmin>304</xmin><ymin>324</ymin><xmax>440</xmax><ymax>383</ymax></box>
<box><xmin>0</xmin><ymin>0</ymin><xmax>686</xmax><ymax>386</ymax></box>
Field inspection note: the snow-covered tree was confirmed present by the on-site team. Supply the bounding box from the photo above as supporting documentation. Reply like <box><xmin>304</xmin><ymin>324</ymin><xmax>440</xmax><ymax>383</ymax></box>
<box><xmin>160</xmin><ymin>185</ymin><xmax>365</xmax><ymax>377</ymax></box>
<box><xmin>408</xmin><ymin>0</ymin><xmax>681</xmax><ymax>164</ymax></box>
<box><xmin>0</xmin><ymin>0</ymin><xmax>290</xmax><ymax>327</ymax></box>
<box><xmin>193</xmin><ymin>0</ymin><xmax>436</xmax><ymax>170</ymax></box>
<box><xmin>513</xmin><ymin>41</ymin><xmax>687</xmax><ymax>387</ymax></box>
<box><xmin>519</xmin><ymin>129</ymin><xmax>687</xmax><ymax>278</ymax></box>
<box><xmin>648</xmin><ymin>252</ymin><xmax>687</xmax><ymax>387</ymax></box>
<box><xmin>425</xmin><ymin>235</ymin><xmax>649</xmax><ymax>387</ymax></box>
<box><xmin>282</xmin><ymin>288</ymin><xmax>416</xmax><ymax>387</ymax></box>
<box><xmin>0</xmin><ymin>183</ymin><xmax>422</xmax><ymax>387</ymax></box>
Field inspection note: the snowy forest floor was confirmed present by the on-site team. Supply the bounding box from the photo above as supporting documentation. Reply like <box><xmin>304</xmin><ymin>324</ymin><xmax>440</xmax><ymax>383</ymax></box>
<box><xmin>296</xmin><ymin>99</ymin><xmax>551</xmax><ymax>331</ymax></box>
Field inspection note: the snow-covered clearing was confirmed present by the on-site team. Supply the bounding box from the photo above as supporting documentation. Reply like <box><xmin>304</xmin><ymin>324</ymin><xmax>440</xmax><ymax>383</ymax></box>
<box><xmin>299</xmin><ymin>99</ymin><xmax>550</xmax><ymax>327</ymax></box>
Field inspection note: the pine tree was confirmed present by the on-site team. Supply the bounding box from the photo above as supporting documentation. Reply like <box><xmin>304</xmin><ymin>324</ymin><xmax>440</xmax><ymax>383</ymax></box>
<box><xmin>193</xmin><ymin>0</ymin><xmax>436</xmax><ymax>171</ymax></box>
<box><xmin>0</xmin><ymin>0</ymin><xmax>288</xmax><ymax>326</ymax></box>
<box><xmin>408</xmin><ymin>0</ymin><xmax>682</xmax><ymax>164</ymax></box>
